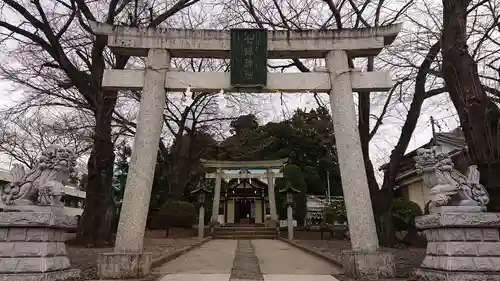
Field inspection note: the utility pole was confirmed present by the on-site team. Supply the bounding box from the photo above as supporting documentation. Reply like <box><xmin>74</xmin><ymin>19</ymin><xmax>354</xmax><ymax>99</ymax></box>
<box><xmin>326</xmin><ymin>170</ymin><xmax>331</xmax><ymax>204</ymax></box>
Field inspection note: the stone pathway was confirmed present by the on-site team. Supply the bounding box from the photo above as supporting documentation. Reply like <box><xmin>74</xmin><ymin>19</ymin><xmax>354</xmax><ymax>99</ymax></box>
<box><xmin>156</xmin><ymin>239</ymin><xmax>342</xmax><ymax>281</ymax></box>
<box><xmin>230</xmin><ymin>240</ymin><xmax>263</xmax><ymax>280</ymax></box>
<box><xmin>154</xmin><ymin>239</ymin><xmax>236</xmax><ymax>280</ymax></box>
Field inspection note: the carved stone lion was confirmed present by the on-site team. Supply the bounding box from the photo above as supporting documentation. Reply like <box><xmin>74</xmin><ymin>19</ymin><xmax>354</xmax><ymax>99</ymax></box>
<box><xmin>414</xmin><ymin>146</ymin><xmax>489</xmax><ymax>212</ymax></box>
<box><xmin>0</xmin><ymin>145</ymin><xmax>76</xmax><ymax>208</ymax></box>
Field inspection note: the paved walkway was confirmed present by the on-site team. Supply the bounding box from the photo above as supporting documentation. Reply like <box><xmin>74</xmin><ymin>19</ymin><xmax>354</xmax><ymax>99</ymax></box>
<box><xmin>155</xmin><ymin>239</ymin><xmax>342</xmax><ymax>281</ymax></box>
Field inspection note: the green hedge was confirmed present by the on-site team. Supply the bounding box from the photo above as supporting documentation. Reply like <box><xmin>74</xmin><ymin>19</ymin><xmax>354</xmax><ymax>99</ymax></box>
<box><xmin>391</xmin><ymin>197</ymin><xmax>423</xmax><ymax>231</ymax></box>
<box><xmin>323</xmin><ymin>199</ymin><xmax>347</xmax><ymax>224</ymax></box>
<box><xmin>322</xmin><ymin>197</ymin><xmax>422</xmax><ymax>231</ymax></box>
<box><xmin>149</xmin><ymin>200</ymin><xmax>197</xmax><ymax>230</ymax></box>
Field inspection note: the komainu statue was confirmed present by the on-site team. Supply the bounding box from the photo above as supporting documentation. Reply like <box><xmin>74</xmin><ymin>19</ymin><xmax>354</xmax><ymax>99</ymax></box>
<box><xmin>414</xmin><ymin>146</ymin><xmax>489</xmax><ymax>212</ymax></box>
<box><xmin>0</xmin><ymin>145</ymin><xmax>76</xmax><ymax>209</ymax></box>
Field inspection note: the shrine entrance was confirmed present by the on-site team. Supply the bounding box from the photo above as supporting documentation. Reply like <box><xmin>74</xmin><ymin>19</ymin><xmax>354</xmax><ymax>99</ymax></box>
<box><xmin>91</xmin><ymin>21</ymin><xmax>402</xmax><ymax>279</ymax></box>
<box><xmin>222</xmin><ymin>175</ymin><xmax>270</xmax><ymax>225</ymax></box>
<box><xmin>235</xmin><ymin>199</ymin><xmax>252</xmax><ymax>224</ymax></box>
<box><xmin>200</xmin><ymin>159</ymin><xmax>285</xmax><ymax>226</ymax></box>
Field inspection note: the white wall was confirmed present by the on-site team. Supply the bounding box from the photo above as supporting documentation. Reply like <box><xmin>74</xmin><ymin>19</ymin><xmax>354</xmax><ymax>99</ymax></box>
<box><xmin>407</xmin><ymin>180</ymin><xmax>430</xmax><ymax>212</ymax></box>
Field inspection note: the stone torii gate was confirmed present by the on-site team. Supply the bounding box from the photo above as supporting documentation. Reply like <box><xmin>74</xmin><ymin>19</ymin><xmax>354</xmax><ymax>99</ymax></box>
<box><xmin>200</xmin><ymin>158</ymin><xmax>286</xmax><ymax>225</ymax></box>
<box><xmin>90</xmin><ymin>22</ymin><xmax>401</xmax><ymax>280</ymax></box>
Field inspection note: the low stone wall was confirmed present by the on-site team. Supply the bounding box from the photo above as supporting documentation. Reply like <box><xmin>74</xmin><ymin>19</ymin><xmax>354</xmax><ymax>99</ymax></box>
<box><xmin>289</xmin><ymin>239</ymin><xmax>425</xmax><ymax>278</ymax></box>
<box><xmin>145</xmin><ymin>227</ymin><xmax>211</xmax><ymax>238</ymax></box>
<box><xmin>279</xmin><ymin>227</ymin><xmax>348</xmax><ymax>240</ymax></box>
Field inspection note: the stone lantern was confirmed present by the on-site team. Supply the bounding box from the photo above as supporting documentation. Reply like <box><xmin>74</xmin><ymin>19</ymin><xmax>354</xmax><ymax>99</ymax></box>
<box><xmin>279</xmin><ymin>182</ymin><xmax>300</xmax><ymax>240</ymax></box>
<box><xmin>191</xmin><ymin>184</ymin><xmax>212</xmax><ymax>240</ymax></box>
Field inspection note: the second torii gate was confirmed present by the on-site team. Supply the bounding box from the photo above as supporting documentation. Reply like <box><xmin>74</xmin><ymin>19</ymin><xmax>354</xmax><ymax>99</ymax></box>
<box><xmin>200</xmin><ymin>158</ymin><xmax>287</xmax><ymax>225</ymax></box>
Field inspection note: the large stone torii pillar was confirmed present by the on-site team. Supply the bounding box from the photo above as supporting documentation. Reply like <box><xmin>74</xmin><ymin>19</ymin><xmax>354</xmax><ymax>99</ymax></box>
<box><xmin>90</xmin><ymin>21</ymin><xmax>401</xmax><ymax>280</ymax></box>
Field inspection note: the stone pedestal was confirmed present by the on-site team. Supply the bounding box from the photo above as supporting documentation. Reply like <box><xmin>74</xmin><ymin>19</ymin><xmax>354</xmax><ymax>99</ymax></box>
<box><xmin>415</xmin><ymin>212</ymin><xmax>500</xmax><ymax>281</ymax></box>
<box><xmin>341</xmin><ymin>250</ymin><xmax>395</xmax><ymax>279</ymax></box>
<box><xmin>198</xmin><ymin>205</ymin><xmax>205</xmax><ymax>240</ymax></box>
<box><xmin>266</xmin><ymin>219</ymin><xmax>277</xmax><ymax>229</ymax></box>
<box><xmin>287</xmin><ymin>205</ymin><xmax>293</xmax><ymax>240</ymax></box>
<box><xmin>267</xmin><ymin>168</ymin><xmax>278</xmax><ymax>221</ymax></box>
<box><xmin>97</xmin><ymin>252</ymin><xmax>152</xmax><ymax>279</ymax></box>
<box><xmin>211</xmin><ymin>170</ymin><xmax>222</xmax><ymax>223</ymax></box>
<box><xmin>0</xmin><ymin>211</ymin><xmax>80</xmax><ymax>281</ymax></box>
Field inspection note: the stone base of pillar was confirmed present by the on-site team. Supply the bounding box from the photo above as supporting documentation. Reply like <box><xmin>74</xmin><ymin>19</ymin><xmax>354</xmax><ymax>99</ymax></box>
<box><xmin>415</xmin><ymin>212</ymin><xmax>500</xmax><ymax>281</ymax></box>
<box><xmin>415</xmin><ymin>268</ymin><xmax>500</xmax><ymax>281</ymax></box>
<box><xmin>266</xmin><ymin>219</ymin><xmax>277</xmax><ymax>228</ymax></box>
<box><xmin>0</xmin><ymin>211</ymin><xmax>80</xmax><ymax>281</ymax></box>
<box><xmin>0</xmin><ymin>269</ymin><xmax>80</xmax><ymax>281</ymax></box>
<box><xmin>341</xmin><ymin>250</ymin><xmax>395</xmax><ymax>279</ymax></box>
<box><xmin>97</xmin><ymin>252</ymin><xmax>152</xmax><ymax>279</ymax></box>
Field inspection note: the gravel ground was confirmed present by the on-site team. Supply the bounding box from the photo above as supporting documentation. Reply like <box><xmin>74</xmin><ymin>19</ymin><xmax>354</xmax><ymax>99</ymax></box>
<box><xmin>293</xmin><ymin>240</ymin><xmax>425</xmax><ymax>278</ymax></box>
<box><xmin>230</xmin><ymin>240</ymin><xmax>263</xmax><ymax>280</ymax></box>
<box><xmin>66</xmin><ymin>238</ymin><xmax>199</xmax><ymax>281</ymax></box>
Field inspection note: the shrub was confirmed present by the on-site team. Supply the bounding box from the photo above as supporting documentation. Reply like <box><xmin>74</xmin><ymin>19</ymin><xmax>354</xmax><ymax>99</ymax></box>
<box><xmin>321</xmin><ymin>198</ymin><xmax>422</xmax><ymax>232</ymax></box>
<box><xmin>150</xmin><ymin>200</ymin><xmax>197</xmax><ymax>236</ymax></box>
<box><xmin>391</xmin><ymin>197</ymin><xmax>423</xmax><ymax>231</ymax></box>
<box><xmin>323</xmin><ymin>200</ymin><xmax>347</xmax><ymax>225</ymax></box>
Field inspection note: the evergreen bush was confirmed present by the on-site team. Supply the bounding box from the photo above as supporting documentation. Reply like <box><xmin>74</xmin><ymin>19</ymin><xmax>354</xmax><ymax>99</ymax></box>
<box><xmin>149</xmin><ymin>200</ymin><xmax>197</xmax><ymax>236</ymax></box>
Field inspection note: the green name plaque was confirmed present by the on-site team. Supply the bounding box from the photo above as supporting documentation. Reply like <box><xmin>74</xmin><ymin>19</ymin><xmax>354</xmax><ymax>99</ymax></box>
<box><xmin>230</xmin><ymin>28</ymin><xmax>268</xmax><ymax>88</ymax></box>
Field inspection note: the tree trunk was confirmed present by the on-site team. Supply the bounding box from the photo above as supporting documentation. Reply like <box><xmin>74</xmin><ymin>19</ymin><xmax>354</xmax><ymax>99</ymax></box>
<box><xmin>441</xmin><ymin>0</ymin><xmax>500</xmax><ymax>211</ymax></box>
<box><xmin>75</xmin><ymin>90</ymin><xmax>118</xmax><ymax>247</ymax></box>
<box><xmin>151</xmin><ymin>148</ymin><xmax>169</xmax><ymax>211</ymax></box>
<box><xmin>357</xmin><ymin>58</ymin><xmax>381</xmax><ymax>205</ymax></box>
<box><xmin>357</xmin><ymin>57</ymin><xmax>397</xmax><ymax>246</ymax></box>
<box><xmin>376</xmin><ymin>40</ymin><xmax>442</xmax><ymax>246</ymax></box>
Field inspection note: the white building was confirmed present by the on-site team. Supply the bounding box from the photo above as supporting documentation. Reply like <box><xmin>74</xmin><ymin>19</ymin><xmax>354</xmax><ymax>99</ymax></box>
<box><xmin>306</xmin><ymin>195</ymin><xmax>344</xmax><ymax>225</ymax></box>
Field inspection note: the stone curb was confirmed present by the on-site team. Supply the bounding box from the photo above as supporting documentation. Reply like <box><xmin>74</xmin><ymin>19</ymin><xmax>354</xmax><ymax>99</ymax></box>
<box><xmin>278</xmin><ymin>237</ymin><xmax>343</xmax><ymax>268</ymax></box>
<box><xmin>150</xmin><ymin>237</ymin><xmax>212</xmax><ymax>269</ymax></box>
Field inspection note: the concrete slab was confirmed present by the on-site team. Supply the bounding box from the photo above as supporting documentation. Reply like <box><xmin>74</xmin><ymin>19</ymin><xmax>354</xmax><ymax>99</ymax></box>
<box><xmin>252</xmin><ymin>240</ymin><xmax>342</xmax><ymax>275</ymax></box>
<box><xmin>159</xmin><ymin>273</ymin><xmax>230</xmax><ymax>281</ymax></box>
<box><xmin>154</xmin><ymin>240</ymin><xmax>237</xmax><ymax>274</ymax></box>
<box><xmin>263</xmin><ymin>275</ymin><xmax>339</xmax><ymax>281</ymax></box>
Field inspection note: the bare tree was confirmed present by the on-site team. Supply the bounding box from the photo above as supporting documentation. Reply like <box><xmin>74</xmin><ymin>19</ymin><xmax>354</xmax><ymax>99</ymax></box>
<box><xmin>0</xmin><ymin>111</ymin><xmax>91</xmax><ymax>170</ymax></box>
<box><xmin>441</xmin><ymin>0</ymin><xmax>500</xmax><ymax>211</ymax></box>
<box><xmin>113</xmin><ymin>57</ymin><xmax>245</xmax><ymax>201</ymax></box>
<box><xmin>0</xmin><ymin>0</ymin><xmax>204</xmax><ymax>246</ymax></box>
<box><xmin>228</xmin><ymin>0</ymin><xmax>423</xmax><ymax>245</ymax></box>
<box><xmin>224</xmin><ymin>0</ymin><xmax>500</xmax><ymax>244</ymax></box>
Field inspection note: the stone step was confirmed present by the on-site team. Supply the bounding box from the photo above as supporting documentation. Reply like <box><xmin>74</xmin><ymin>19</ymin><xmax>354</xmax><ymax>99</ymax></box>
<box><xmin>214</xmin><ymin>228</ymin><xmax>275</xmax><ymax>233</ymax></box>
<box><xmin>223</xmin><ymin>223</ymin><xmax>266</xmax><ymax>227</ymax></box>
<box><xmin>213</xmin><ymin>234</ymin><xmax>276</xmax><ymax>239</ymax></box>
<box><xmin>213</xmin><ymin>230</ymin><xmax>276</xmax><ymax>234</ymax></box>
<box><xmin>213</xmin><ymin>223</ymin><xmax>277</xmax><ymax>240</ymax></box>
<box><xmin>214</xmin><ymin>230</ymin><xmax>275</xmax><ymax>234</ymax></box>
<box><xmin>213</xmin><ymin>229</ymin><xmax>276</xmax><ymax>239</ymax></box>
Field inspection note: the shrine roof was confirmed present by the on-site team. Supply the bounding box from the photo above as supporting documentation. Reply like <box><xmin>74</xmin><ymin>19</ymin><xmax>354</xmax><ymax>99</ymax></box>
<box><xmin>200</xmin><ymin>158</ymin><xmax>288</xmax><ymax>169</ymax></box>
